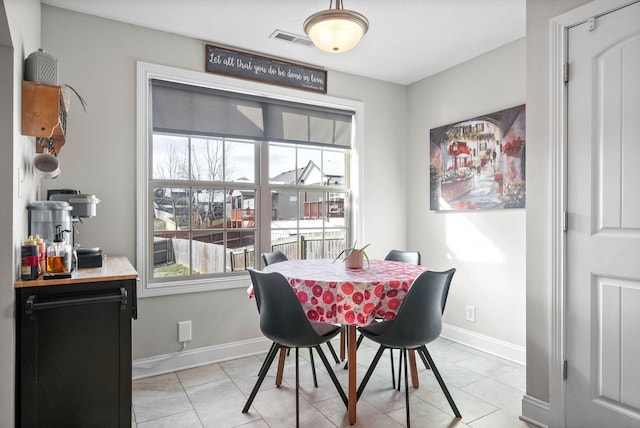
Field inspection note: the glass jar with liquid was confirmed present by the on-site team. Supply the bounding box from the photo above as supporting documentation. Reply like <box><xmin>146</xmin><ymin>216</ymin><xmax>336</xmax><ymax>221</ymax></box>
<box><xmin>46</xmin><ymin>225</ymin><xmax>71</xmax><ymax>276</ymax></box>
<box><xmin>21</xmin><ymin>235</ymin><xmax>39</xmax><ymax>280</ymax></box>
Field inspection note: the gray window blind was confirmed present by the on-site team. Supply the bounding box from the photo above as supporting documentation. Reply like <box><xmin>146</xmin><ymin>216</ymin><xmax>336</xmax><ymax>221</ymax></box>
<box><xmin>151</xmin><ymin>79</ymin><xmax>353</xmax><ymax>147</ymax></box>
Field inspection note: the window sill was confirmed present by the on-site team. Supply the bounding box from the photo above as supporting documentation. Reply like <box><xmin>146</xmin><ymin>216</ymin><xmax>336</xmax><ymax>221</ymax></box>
<box><xmin>137</xmin><ymin>272</ymin><xmax>252</xmax><ymax>298</ymax></box>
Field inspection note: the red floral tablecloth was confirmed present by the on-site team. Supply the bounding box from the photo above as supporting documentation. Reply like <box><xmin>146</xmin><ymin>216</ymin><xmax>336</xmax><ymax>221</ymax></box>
<box><xmin>261</xmin><ymin>259</ymin><xmax>428</xmax><ymax>327</ymax></box>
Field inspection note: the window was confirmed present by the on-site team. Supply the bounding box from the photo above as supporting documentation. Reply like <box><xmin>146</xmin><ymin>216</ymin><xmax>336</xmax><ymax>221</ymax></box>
<box><xmin>268</xmin><ymin>143</ymin><xmax>348</xmax><ymax>260</ymax></box>
<box><xmin>137</xmin><ymin>62</ymin><xmax>363</xmax><ymax>296</ymax></box>
<box><xmin>151</xmin><ymin>135</ymin><xmax>257</xmax><ymax>277</ymax></box>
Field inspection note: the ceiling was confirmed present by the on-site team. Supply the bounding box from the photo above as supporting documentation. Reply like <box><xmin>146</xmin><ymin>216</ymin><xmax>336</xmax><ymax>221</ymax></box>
<box><xmin>40</xmin><ymin>0</ymin><xmax>526</xmax><ymax>86</ymax></box>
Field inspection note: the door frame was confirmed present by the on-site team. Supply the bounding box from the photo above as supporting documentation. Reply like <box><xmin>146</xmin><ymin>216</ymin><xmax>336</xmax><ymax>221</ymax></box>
<box><xmin>549</xmin><ymin>1</ymin><xmax>638</xmax><ymax>426</ymax></box>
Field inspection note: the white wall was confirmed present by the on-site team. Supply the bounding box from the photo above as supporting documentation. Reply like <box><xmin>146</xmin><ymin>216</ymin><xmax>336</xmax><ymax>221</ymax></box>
<box><xmin>40</xmin><ymin>5</ymin><xmax>410</xmax><ymax>361</ymax></box>
<box><xmin>407</xmin><ymin>39</ymin><xmax>527</xmax><ymax>355</ymax></box>
<box><xmin>1</xmin><ymin>0</ymin><xmax>42</xmax><ymax>425</ymax></box>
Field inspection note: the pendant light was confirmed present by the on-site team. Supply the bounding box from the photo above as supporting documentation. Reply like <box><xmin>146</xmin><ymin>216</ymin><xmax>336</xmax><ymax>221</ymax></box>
<box><xmin>304</xmin><ymin>0</ymin><xmax>369</xmax><ymax>53</ymax></box>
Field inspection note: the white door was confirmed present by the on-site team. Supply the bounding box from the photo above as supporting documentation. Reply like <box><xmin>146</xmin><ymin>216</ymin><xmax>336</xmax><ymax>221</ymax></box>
<box><xmin>566</xmin><ymin>2</ymin><xmax>640</xmax><ymax>427</ymax></box>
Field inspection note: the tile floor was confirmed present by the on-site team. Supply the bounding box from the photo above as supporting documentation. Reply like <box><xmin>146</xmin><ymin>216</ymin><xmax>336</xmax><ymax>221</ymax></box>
<box><xmin>132</xmin><ymin>337</ymin><xmax>534</xmax><ymax>427</ymax></box>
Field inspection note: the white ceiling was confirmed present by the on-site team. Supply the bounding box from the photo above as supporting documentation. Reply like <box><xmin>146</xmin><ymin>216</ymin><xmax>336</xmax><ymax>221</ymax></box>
<box><xmin>40</xmin><ymin>0</ymin><xmax>526</xmax><ymax>86</ymax></box>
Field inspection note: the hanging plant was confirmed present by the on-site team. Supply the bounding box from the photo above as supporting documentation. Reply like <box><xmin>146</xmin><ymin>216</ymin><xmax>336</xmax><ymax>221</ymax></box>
<box><xmin>62</xmin><ymin>84</ymin><xmax>88</xmax><ymax>113</ymax></box>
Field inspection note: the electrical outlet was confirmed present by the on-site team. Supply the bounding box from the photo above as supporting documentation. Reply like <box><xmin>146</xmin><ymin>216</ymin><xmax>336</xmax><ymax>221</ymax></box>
<box><xmin>178</xmin><ymin>320</ymin><xmax>192</xmax><ymax>342</ymax></box>
<box><xmin>465</xmin><ymin>305</ymin><xmax>476</xmax><ymax>322</ymax></box>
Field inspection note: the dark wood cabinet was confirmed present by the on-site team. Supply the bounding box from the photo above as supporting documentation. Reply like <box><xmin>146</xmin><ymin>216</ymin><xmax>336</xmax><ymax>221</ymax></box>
<box><xmin>15</xmin><ymin>257</ymin><xmax>137</xmax><ymax>428</ymax></box>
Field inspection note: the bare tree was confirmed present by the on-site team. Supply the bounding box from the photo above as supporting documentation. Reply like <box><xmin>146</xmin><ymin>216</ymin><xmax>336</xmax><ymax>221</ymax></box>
<box><xmin>154</xmin><ymin>137</ymin><xmax>189</xmax><ymax>179</ymax></box>
<box><xmin>191</xmin><ymin>137</ymin><xmax>223</xmax><ymax>181</ymax></box>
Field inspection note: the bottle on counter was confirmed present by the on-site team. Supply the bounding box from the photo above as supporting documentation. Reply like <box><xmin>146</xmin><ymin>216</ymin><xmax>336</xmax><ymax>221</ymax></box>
<box><xmin>34</xmin><ymin>234</ymin><xmax>46</xmax><ymax>274</ymax></box>
<box><xmin>46</xmin><ymin>225</ymin><xmax>72</xmax><ymax>275</ymax></box>
<box><xmin>21</xmin><ymin>235</ymin><xmax>39</xmax><ymax>280</ymax></box>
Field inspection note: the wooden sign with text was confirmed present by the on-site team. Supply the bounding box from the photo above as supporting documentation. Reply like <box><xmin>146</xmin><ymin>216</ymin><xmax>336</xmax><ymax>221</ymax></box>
<box><xmin>205</xmin><ymin>44</ymin><xmax>327</xmax><ymax>94</ymax></box>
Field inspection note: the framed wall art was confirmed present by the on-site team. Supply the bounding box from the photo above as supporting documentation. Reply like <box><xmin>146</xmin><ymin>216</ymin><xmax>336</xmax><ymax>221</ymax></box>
<box><xmin>429</xmin><ymin>104</ymin><xmax>526</xmax><ymax>211</ymax></box>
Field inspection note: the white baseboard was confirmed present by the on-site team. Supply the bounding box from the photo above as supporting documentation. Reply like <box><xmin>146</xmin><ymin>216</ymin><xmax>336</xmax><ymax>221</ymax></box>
<box><xmin>520</xmin><ymin>394</ymin><xmax>550</xmax><ymax>428</ymax></box>
<box><xmin>440</xmin><ymin>323</ymin><xmax>526</xmax><ymax>365</ymax></box>
<box><xmin>132</xmin><ymin>337</ymin><xmax>272</xmax><ymax>379</ymax></box>
<box><xmin>133</xmin><ymin>323</ymin><xmax>526</xmax><ymax>379</ymax></box>
<box><xmin>440</xmin><ymin>325</ymin><xmax>543</xmax><ymax>425</ymax></box>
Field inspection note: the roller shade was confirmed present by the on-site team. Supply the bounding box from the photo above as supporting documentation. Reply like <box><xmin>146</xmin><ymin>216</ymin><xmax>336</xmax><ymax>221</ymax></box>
<box><xmin>152</xmin><ymin>79</ymin><xmax>353</xmax><ymax>147</ymax></box>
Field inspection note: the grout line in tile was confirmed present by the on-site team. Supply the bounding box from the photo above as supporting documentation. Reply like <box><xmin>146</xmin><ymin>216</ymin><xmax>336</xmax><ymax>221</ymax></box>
<box><xmin>133</xmin><ymin>338</ymin><xmax>526</xmax><ymax>428</ymax></box>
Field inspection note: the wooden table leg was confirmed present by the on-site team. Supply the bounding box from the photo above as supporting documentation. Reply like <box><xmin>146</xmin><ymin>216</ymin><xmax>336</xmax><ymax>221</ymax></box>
<box><xmin>275</xmin><ymin>347</ymin><xmax>287</xmax><ymax>386</ymax></box>
<box><xmin>408</xmin><ymin>350</ymin><xmax>419</xmax><ymax>388</ymax></box>
<box><xmin>348</xmin><ymin>325</ymin><xmax>356</xmax><ymax>424</ymax></box>
<box><xmin>340</xmin><ymin>326</ymin><xmax>346</xmax><ymax>361</ymax></box>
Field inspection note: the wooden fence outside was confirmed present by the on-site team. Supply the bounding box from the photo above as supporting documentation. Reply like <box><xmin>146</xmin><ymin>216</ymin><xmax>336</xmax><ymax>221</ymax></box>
<box><xmin>155</xmin><ymin>234</ymin><xmax>345</xmax><ymax>274</ymax></box>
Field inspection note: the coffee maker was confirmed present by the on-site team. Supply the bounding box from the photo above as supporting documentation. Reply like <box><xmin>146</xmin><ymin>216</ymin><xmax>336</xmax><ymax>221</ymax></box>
<box><xmin>28</xmin><ymin>189</ymin><xmax>102</xmax><ymax>276</ymax></box>
<box><xmin>28</xmin><ymin>200</ymin><xmax>74</xmax><ymax>278</ymax></box>
<box><xmin>47</xmin><ymin>189</ymin><xmax>102</xmax><ymax>269</ymax></box>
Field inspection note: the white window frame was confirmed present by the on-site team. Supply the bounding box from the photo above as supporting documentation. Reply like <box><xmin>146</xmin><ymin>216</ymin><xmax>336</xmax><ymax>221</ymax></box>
<box><xmin>136</xmin><ymin>61</ymin><xmax>365</xmax><ymax>297</ymax></box>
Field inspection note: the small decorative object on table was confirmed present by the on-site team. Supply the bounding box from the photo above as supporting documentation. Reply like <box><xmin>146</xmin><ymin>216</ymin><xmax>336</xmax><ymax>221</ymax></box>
<box><xmin>334</xmin><ymin>241</ymin><xmax>370</xmax><ymax>269</ymax></box>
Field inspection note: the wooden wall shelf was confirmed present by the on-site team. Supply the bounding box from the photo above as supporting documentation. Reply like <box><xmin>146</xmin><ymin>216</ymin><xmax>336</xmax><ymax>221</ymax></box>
<box><xmin>21</xmin><ymin>81</ymin><xmax>67</xmax><ymax>155</ymax></box>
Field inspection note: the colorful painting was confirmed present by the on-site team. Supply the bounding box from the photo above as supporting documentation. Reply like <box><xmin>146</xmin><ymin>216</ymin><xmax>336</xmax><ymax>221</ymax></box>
<box><xmin>429</xmin><ymin>104</ymin><xmax>526</xmax><ymax>211</ymax></box>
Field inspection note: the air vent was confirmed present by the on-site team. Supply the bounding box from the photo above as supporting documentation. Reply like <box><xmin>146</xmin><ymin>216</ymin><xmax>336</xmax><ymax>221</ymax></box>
<box><xmin>270</xmin><ymin>30</ymin><xmax>314</xmax><ymax>47</ymax></box>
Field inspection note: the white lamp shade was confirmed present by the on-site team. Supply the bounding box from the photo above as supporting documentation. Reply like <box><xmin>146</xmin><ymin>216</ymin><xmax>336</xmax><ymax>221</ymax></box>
<box><xmin>304</xmin><ymin>9</ymin><xmax>369</xmax><ymax>53</ymax></box>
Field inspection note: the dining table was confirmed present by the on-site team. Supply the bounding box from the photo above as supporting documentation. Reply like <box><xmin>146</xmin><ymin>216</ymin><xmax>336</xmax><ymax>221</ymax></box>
<box><xmin>262</xmin><ymin>258</ymin><xmax>428</xmax><ymax>424</ymax></box>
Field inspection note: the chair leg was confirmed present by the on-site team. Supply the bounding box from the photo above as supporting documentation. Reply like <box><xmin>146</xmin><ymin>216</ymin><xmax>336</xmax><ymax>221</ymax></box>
<box><xmin>295</xmin><ymin>348</ymin><xmax>300</xmax><ymax>428</ymax></box>
<box><xmin>275</xmin><ymin>347</ymin><xmax>287</xmax><ymax>386</ymax></box>
<box><xmin>356</xmin><ymin>345</ymin><xmax>386</xmax><ymax>400</ymax></box>
<box><xmin>256</xmin><ymin>342</ymin><xmax>277</xmax><ymax>377</ymax></box>
<box><xmin>396</xmin><ymin>350</ymin><xmax>419</xmax><ymax>389</ymax></box>
<box><xmin>418</xmin><ymin>345</ymin><xmax>461</xmax><ymax>418</ymax></box>
<box><xmin>416</xmin><ymin>347</ymin><xmax>431</xmax><ymax>371</ymax></box>
<box><xmin>403</xmin><ymin>349</ymin><xmax>411</xmax><ymax>428</ymax></box>
<box><xmin>357</xmin><ymin>320</ymin><xmax>397</xmax><ymax>387</ymax></box>
<box><xmin>408</xmin><ymin>350</ymin><xmax>420</xmax><ymax>388</ymax></box>
<box><xmin>243</xmin><ymin>343</ymin><xmax>281</xmax><ymax>413</ymax></box>
<box><xmin>325</xmin><ymin>340</ymin><xmax>341</xmax><ymax>364</ymax></box>
<box><xmin>314</xmin><ymin>345</ymin><xmax>348</xmax><ymax>407</ymax></box>
<box><xmin>272</xmin><ymin>345</ymin><xmax>324</xmax><ymax>388</ymax></box>
<box><xmin>397</xmin><ymin>349</ymin><xmax>403</xmax><ymax>391</ymax></box>
<box><xmin>390</xmin><ymin>348</ymin><xmax>396</xmax><ymax>389</ymax></box>
<box><xmin>309</xmin><ymin>348</ymin><xmax>318</xmax><ymax>388</ymax></box>
<box><xmin>417</xmin><ymin>348</ymin><xmax>428</xmax><ymax>372</ymax></box>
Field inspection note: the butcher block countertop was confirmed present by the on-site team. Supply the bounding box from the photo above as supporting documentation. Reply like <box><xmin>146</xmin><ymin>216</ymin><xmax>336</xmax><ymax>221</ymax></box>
<box><xmin>15</xmin><ymin>256</ymin><xmax>137</xmax><ymax>288</ymax></box>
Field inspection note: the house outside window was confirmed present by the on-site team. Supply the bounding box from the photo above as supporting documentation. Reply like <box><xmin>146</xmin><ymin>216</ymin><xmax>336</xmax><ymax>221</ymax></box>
<box><xmin>151</xmin><ymin>134</ymin><xmax>257</xmax><ymax>277</ymax></box>
<box><xmin>268</xmin><ymin>143</ymin><xmax>349</xmax><ymax>260</ymax></box>
<box><xmin>136</xmin><ymin>62</ymin><xmax>364</xmax><ymax>296</ymax></box>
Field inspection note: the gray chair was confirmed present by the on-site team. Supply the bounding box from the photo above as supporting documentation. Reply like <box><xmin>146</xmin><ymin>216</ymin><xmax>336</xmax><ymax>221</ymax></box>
<box><xmin>256</xmin><ymin>251</ymin><xmax>320</xmax><ymax>386</ymax></box>
<box><xmin>356</xmin><ymin>269</ymin><xmax>460</xmax><ymax>427</ymax></box>
<box><xmin>242</xmin><ymin>269</ymin><xmax>347</xmax><ymax>427</ymax></box>
<box><xmin>384</xmin><ymin>249</ymin><xmax>421</xmax><ymax>265</ymax></box>
<box><xmin>348</xmin><ymin>249</ymin><xmax>423</xmax><ymax>388</ymax></box>
<box><xmin>383</xmin><ymin>249</ymin><xmax>421</xmax><ymax>387</ymax></box>
<box><xmin>262</xmin><ymin>251</ymin><xmax>341</xmax><ymax>366</ymax></box>
<box><xmin>262</xmin><ymin>250</ymin><xmax>288</xmax><ymax>266</ymax></box>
